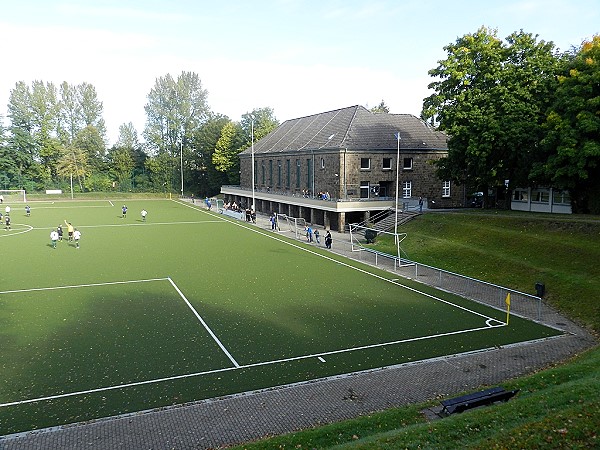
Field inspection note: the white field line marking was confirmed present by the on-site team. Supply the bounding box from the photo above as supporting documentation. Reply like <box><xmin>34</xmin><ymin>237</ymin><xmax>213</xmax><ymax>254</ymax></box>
<box><xmin>167</xmin><ymin>277</ymin><xmax>240</xmax><ymax>368</ymax></box>
<box><xmin>28</xmin><ymin>205</ymin><xmax>114</xmax><ymax>210</ymax></box>
<box><xmin>174</xmin><ymin>199</ymin><xmax>499</xmax><ymax>323</ymax></box>
<box><xmin>0</xmin><ymin>224</ymin><xmax>33</xmax><ymax>238</ymax></box>
<box><xmin>32</xmin><ymin>221</ymin><xmax>224</xmax><ymax>231</ymax></box>
<box><xmin>109</xmin><ymin>200</ymin><xmax>114</xmax><ymax>206</ymax></box>
<box><xmin>0</xmin><ymin>278</ymin><xmax>169</xmax><ymax>295</ymax></box>
<box><xmin>0</xmin><ymin>322</ymin><xmax>505</xmax><ymax>408</ymax></box>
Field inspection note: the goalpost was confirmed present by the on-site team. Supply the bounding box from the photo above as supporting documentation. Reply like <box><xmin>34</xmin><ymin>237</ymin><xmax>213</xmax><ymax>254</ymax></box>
<box><xmin>348</xmin><ymin>223</ymin><xmax>413</xmax><ymax>268</ymax></box>
<box><xmin>276</xmin><ymin>214</ymin><xmax>307</xmax><ymax>239</ymax></box>
<box><xmin>0</xmin><ymin>189</ymin><xmax>26</xmax><ymax>203</ymax></box>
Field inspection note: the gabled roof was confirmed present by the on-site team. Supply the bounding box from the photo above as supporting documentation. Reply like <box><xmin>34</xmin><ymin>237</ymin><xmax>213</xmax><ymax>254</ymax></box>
<box><xmin>241</xmin><ymin>105</ymin><xmax>447</xmax><ymax>155</ymax></box>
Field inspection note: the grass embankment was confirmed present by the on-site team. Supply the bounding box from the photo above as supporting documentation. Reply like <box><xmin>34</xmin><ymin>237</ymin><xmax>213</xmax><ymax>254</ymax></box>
<box><xmin>233</xmin><ymin>211</ymin><xmax>599</xmax><ymax>449</ymax></box>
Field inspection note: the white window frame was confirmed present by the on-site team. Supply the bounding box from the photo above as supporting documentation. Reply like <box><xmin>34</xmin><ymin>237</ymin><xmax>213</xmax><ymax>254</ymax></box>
<box><xmin>403</xmin><ymin>157</ymin><xmax>413</xmax><ymax>170</ymax></box>
<box><xmin>360</xmin><ymin>158</ymin><xmax>371</xmax><ymax>170</ymax></box>
<box><xmin>382</xmin><ymin>157</ymin><xmax>392</xmax><ymax>170</ymax></box>
<box><xmin>442</xmin><ymin>181</ymin><xmax>451</xmax><ymax>197</ymax></box>
<box><xmin>402</xmin><ymin>181</ymin><xmax>412</xmax><ymax>199</ymax></box>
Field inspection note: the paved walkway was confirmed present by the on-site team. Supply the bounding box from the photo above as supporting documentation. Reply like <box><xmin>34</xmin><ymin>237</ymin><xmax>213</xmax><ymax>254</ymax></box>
<box><xmin>2</xmin><ymin>209</ymin><xmax>596</xmax><ymax>450</ymax></box>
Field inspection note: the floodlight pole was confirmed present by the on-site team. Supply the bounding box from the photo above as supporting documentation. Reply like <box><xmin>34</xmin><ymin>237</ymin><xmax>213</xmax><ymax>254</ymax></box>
<box><xmin>394</xmin><ymin>132</ymin><xmax>401</xmax><ymax>240</ymax></box>
<box><xmin>251</xmin><ymin>116</ymin><xmax>255</xmax><ymax>211</ymax></box>
<box><xmin>180</xmin><ymin>141</ymin><xmax>184</xmax><ymax>198</ymax></box>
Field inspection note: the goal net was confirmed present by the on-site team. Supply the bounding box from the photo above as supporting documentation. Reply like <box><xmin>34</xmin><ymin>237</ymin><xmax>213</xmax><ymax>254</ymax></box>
<box><xmin>277</xmin><ymin>214</ymin><xmax>307</xmax><ymax>239</ymax></box>
<box><xmin>348</xmin><ymin>223</ymin><xmax>413</xmax><ymax>267</ymax></box>
<box><xmin>0</xmin><ymin>189</ymin><xmax>26</xmax><ymax>203</ymax></box>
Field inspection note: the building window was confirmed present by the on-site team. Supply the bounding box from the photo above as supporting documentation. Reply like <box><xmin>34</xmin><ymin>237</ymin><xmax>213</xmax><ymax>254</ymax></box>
<box><xmin>513</xmin><ymin>189</ymin><xmax>528</xmax><ymax>202</ymax></box>
<box><xmin>403</xmin><ymin>158</ymin><xmax>413</xmax><ymax>170</ymax></box>
<box><xmin>360</xmin><ymin>158</ymin><xmax>371</xmax><ymax>170</ymax></box>
<box><xmin>321</xmin><ymin>157</ymin><xmax>325</xmax><ymax>169</ymax></box>
<box><xmin>269</xmin><ymin>160</ymin><xmax>273</xmax><ymax>186</ymax></box>
<box><xmin>360</xmin><ymin>181</ymin><xmax>370</xmax><ymax>198</ymax></box>
<box><xmin>532</xmin><ymin>189</ymin><xmax>550</xmax><ymax>203</ymax></box>
<box><xmin>553</xmin><ymin>190</ymin><xmax>570</xmax><ymax>205</ymax></box>
<box><xmin>277</xmin><ymin>160</ymin><xmax>282</xmax><ymax>187</ymax></box>
<box><xmin>306</xmin><ymin>158</ymin><xmax>312</xmax><ymax>190</ymax></box>
<box><xmin>382</xmin><ymin>158</ymin><xmax>392</xmax><ymax>170</ymax></box>
<box><xmin>402</xmin><ymin>181</ymin><xmax>412</xmax><ymax>198</ymax></box>
<box><xmin>442</xmin><ymin>181</ymin><xmax>451</xmax><ymax>197</ymax></box>
<box><xmin>286</xmin><ymin>159</ymin><xmax>290</xmax><ymax>188</ymax></box>
<box><xmin>296</xmin><ymin>160</ymin><xmax>301</xmax><ymax>188</ymax></box>
<box><xmin>261</xmin><ymin>163</ymin><xmax>265</xmax><ymax>185</ymax></box>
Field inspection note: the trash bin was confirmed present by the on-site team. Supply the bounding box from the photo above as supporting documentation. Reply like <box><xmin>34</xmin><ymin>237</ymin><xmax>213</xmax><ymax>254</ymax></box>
<box><xmin>535</xmin><ymin>282</ymin><xmax>545</xmax><ymax>297</ymax></box>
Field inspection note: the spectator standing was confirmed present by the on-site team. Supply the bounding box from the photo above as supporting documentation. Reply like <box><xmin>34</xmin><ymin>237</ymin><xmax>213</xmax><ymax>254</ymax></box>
<box><xmin>325</xmin><ymin>231</ymin><xmax>332</xmax><ymax>249</ymax></box>
<box><xmin>314</xmin><ymin>229</ymin><xmax>320</xmax><ymax>244</ymax></box>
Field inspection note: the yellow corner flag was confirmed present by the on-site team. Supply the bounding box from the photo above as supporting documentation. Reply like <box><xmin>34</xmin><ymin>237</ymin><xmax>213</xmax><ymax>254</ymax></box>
<box><xmin>505</xmin><ymin>293</ymin><xmax>511</xmax><ymax>325</ymax></box>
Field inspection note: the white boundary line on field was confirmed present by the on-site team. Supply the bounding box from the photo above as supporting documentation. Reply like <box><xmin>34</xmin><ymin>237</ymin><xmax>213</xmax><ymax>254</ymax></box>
<box><xmin>0</xmin><ymin>275</ymin><xmax>241</xmax><ymax>408</ymax></box>
<box><xmin>175</xmin><ymin>199</ymin><xmax>501</xmax><ymax>323</ymax></box>
<box><xmin>0</xmin><ymin>320</ymin><xmax>505</xmax><ymax>408</ymax></box>
<box><xmin>167</xmin><ymin>277</ymin><xmax>240</xmax><ymax>368</ymax></box>
<box><xmin>0</xmin><ymin>278</ymin><xmax>169</xmax><ymax>295</ymax></box>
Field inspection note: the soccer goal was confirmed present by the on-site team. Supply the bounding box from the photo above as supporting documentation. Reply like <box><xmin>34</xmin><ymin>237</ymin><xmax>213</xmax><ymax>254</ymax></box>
<box><xmin>0</xmin><ymin>189</ymin><xmax>26</xmax><ymax>203</ymax></box>
<box><xmin>277</xmin><ymin>214</ymin><xmax>307</xmax><ymax>239</ymax></box>
<box><xmin>348</xmin><ymin>223</ymin><xmax>413</xmax><ymax>268</ymax></box>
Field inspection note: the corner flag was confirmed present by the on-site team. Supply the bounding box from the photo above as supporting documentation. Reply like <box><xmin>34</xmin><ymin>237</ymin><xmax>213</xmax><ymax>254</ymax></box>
<box><xmin>505</xmin><ymin>293</ymin><xmax>511</xmax><ymax>325</ymax></box>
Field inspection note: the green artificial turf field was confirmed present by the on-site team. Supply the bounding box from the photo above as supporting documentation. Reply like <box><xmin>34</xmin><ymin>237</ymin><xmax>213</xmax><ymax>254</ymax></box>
<box><xmin>0</xmin><ymin>198</ymin><xmax>562</xmax><ymax>434</ymax></box>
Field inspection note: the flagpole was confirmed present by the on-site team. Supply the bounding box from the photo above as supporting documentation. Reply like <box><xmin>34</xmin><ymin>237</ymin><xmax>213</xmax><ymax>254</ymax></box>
<box><xmin>505</xmin><ymin>292</ymin><xmax>511</xmax><ymax>325</ymax></box>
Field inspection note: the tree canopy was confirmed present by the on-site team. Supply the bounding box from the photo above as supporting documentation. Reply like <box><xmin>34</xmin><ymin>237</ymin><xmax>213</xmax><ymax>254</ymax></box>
<box><xmin>422</xmin><ymin>27</ymin><xmax>562</xmax><ymax>206</ymax></box>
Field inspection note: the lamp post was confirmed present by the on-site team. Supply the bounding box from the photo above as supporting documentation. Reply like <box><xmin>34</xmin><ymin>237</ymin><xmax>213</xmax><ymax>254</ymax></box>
<box><xmin>251</xmin><ymin>116</ymin><xmax>255</xmax><ymax>211</ymax></box>
<box><xmin>394</xmin><ymin>132</ymin><xmax>401</xmax><ymax>238</ymax></box>
<box><xmin>180</xmin><ymin>140</ymin><xmax>184</xmax><ymax>198</ymax></box>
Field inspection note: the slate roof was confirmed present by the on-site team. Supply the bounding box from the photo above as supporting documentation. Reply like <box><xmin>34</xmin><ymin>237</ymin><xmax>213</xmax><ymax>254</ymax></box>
<box><xmin>240</xmin><ymin>105</ymin><xmax>448</xmax><ymax>155</ymax></box>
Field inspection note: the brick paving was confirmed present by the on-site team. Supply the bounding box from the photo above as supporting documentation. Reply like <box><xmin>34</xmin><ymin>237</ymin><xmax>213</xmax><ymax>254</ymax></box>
<box><xmin>2</xmin><ymin>208</ymin><xmax>596</xmax><ymax>450</ymax></box>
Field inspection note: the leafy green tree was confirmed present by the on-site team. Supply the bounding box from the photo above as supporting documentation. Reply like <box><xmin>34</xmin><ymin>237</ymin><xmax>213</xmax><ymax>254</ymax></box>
<box><xmin>187</xmin><ymin>114</ymin><xmax>232</xmax><ymax>196</ymax></box>
<box><xmin>144</xmin><ymin>71</ymin><xmax>209</xmax><ymax>155</ymax></box>
<box><xmin>536</xmin><ymin>36</ymin><xmax>600</xmax><ymax>213</ymax></box>
<box><xmin>145</xmin><ymin>152</ymin><xmax>174</xmax><ymax>192</ymax></box>
<box><xmin>423</xmin><ymin>27</ymin><xmax>560</xmax><ymax>206</ymax></box>
<box><xmin>108</xmin><ymin>148</ymin><xmax>135</xmax><ymax>190</ymax></box>
<box><xmin>212</xmin><ymin>121</ymin><xmax>239</xmax><ymax>173</ymax></box>
<box><xmin>73</xmin><ymin>125</ymin><xmax>106</xmax><ymax>174</ymax></box>
<box><xmin>56</xmin><ymin>145</ymin><xmax>89</xmax><ymax>191</ymax></box>
<box><xmin>370</xmin><ymin>100</ymin><xmax>390</xmax><ymax>113</ymax></box>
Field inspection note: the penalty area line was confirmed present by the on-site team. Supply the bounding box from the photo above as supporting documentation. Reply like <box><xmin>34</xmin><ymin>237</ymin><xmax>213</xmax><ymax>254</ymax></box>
<box><xmin>0</xmin><ymin>278</ymin><xmax>169</xmax><ymax>295</ymax></box>
<box><xmin>167</xmin><ymin>277</ymin><xmax>240</xmax><ymax>368</ymax></box>
<box><xmin>0</xmin><ymin>322</ymin><xmax>505</xmax><ymax>408</ymax></box>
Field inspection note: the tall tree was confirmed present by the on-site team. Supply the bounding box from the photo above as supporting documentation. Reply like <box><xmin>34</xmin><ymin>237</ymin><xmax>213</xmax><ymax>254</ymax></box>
<box><xmin>422</xmin><ymin>27</ymin><xmax>560</xmax><ymax>206</ymax></box>
<box><xmin>144</xmin><ymin>71</ymin><xmax>209</xmax><ymax>156</ymax></box>
<box><xmin>536</xmin><ymin>36</ymin><xmax>600</xmax><ymax>213</ymax></box>
<box><xmin>370</xmin><ymin>100</ymin><xmax>390</xmax><ymax>113</ymax></box>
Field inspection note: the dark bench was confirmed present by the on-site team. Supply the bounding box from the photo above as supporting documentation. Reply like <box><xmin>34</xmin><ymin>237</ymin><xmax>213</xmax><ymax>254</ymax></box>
<box><xmin>440</xmin><ymin>386</ymin><xmax>519</xmax><ymax>416</ymax></box>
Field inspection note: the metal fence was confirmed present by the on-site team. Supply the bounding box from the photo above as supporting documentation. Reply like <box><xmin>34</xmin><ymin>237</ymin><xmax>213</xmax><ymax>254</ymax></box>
<box><xmin>288</xmin><ymin>230</ymin><xmax>543</xmax><ymax>322</ymax></box>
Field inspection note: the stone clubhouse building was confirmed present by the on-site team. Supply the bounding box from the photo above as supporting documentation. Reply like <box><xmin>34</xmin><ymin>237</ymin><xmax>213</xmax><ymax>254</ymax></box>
<box><xmin>221</xmin><ymin>105</ymin><xmax>466</xmax><ymax>232</ymax></box>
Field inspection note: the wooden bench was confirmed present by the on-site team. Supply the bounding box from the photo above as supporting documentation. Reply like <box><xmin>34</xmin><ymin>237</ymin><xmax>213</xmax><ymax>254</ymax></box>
<box><xmin>440</xmin><ymin>386</ymin><xmax>519</xmax><ymax>416</ymax></box>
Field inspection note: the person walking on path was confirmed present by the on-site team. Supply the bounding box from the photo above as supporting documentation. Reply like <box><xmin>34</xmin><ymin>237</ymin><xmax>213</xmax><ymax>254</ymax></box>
<box><xmin>325</xmin><ymin>230</ymin><xmax>332</xmax><ymax>249</ymax></box>
<box><xmin>314</xmin><ymin>229</ymin><xmax>320</xmax><ymax>244</ymax></box>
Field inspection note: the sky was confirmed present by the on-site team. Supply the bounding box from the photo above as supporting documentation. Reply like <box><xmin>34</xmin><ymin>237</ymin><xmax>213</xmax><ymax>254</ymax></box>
<box><xmin>0</xmin><ymin>0</ymin><xmax>598</xmax><ymax>145</ymax></box>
